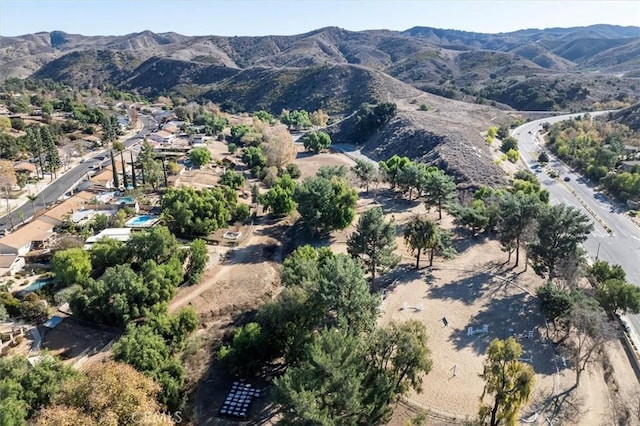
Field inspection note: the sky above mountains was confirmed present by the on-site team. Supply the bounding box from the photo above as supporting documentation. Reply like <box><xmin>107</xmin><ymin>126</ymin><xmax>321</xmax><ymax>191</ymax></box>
<box><xmin>1</xmin><ymin>0</ymin><xmax>639</xmax><ymax>37</ymax></box>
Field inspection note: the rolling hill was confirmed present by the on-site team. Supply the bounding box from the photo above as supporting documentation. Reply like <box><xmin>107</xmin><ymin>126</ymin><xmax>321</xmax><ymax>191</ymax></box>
<box><xmin>2</xmin><ymin>24</ymin><xmax>639</xmax><ymax>187</ymax></box>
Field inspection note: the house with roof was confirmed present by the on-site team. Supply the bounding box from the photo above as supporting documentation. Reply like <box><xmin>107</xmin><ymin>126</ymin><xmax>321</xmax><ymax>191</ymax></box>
<box><xmin>0</xmin><ymin>219</ymin><xmax>54</xmax><ymax>256</ymax></box>
<box><xmin>162</xmin><ymin>123</ymin><xmax>179</xmax><ymax>134</ymax></box>
<box><xmin>620</xmin><ymin>161</ymin><xmax>640</xmax><ymax>172</ymax></box>
<box><xmin>83</xmin><ymin>228</ymin><xmax>132</xmax><ymax>250</ymax></box>
<box><xmin>90</xmin><ymin>168</ymin><xmax>114</xmax><ymax>189</ymax></box>
<box><xmin>0</xmin><ymin>254</ymin><xmax>25</xmax><ymax>277</ymax></box>
<box><xmin>14</xmin><ymin>161</ymin><xmax>37</xmax><ymax>179</ymax></box>
<box><xmin>149</xmin><ymin>130</ymin><xmax>175</xmax><ymax>144</ymax></box>
<box><xmin>40</xmin><ymin>196</ymin><xmax>89</xmax><ymax>226</ymax></box>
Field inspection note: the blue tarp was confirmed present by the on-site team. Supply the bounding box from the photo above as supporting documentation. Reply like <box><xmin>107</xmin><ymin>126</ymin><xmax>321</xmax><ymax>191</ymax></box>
<box><xmin>43</xmin><ymin>316</ymin><xmax>64</xmax><ymax>329</ymax></box>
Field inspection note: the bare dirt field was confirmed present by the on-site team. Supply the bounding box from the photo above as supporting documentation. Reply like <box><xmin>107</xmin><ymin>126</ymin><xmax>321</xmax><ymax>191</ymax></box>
<box><xmin>171</xmin><ymin>146</ymin><xmax>639</xmax><ymax>425</ymax></box>
<box><xmin>40</xmin><ymin>318</ymin><xmax>118</xmax><ymax>366</ymax></box>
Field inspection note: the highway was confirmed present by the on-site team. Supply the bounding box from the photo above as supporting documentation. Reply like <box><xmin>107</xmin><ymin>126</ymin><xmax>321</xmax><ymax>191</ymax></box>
<box><xmin>513</xmin><ymin>112</ymin><xmax>640</xmax><ymax>347</ymax></box>
<box><xmin>0</xmin><ymin>116</ymin><xmax>153</xmax><ymax>230</ymax></box>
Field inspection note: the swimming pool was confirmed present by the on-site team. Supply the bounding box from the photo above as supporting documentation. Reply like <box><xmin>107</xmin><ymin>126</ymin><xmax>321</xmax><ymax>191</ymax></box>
<box><xmin>17</xmin><ymin>279</ymin><xmax>54</xmax><ymax>296</ymax></box>
<box><xmin>125</xmin><ymin>215</ymin><xmax>160</xmax><ymax>228</ymax></box>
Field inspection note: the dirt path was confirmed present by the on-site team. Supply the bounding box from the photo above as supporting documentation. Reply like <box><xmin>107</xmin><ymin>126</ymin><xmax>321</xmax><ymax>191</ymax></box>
<box><xmin>170</xmin><ymin>223</ymin><xmax>266</xmax><ymax>314</ymax></box>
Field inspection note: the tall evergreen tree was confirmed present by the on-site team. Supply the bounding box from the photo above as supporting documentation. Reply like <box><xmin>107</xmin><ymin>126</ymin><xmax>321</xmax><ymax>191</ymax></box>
<box><xmin>130</xmin><ymin>151</ymin><xmax>137</xmax><ymax>189</ymax></box>
<box><xmin>41</xmin><ymin>127</ymin><xmax>61</xmax><ymax>180</ymax></box>
<box><xmin>423</xmin><ymin>169</ymin><xmax>457</xmax><ymax>220</ymax></box>
<box><xmin>114</xmin><ymin>142</ymin><xmax>128</xmax><ymax>189</ymax></box>
<box><xmin>347</xmin><ymin>207</ymin><xmax>399</xmax><ymax>288</ymax></box>
<box><xmin>26</xmin><ymin>127</ymin><xmax>44</xmax><ymax>179</ymax></box>
<box><xmin>497</xmin><ymin>192</ymin><xmax>540</xmax><ymax>267</ymax></box>
<box><xmin>403</xmin><ymin>215</ymin><xmax>455</xmax><ymax>268</ymax></box>
<box><xmin>529</xmin><ymin>204</ymin><xmax>593</xmax><ymax>280</ymax></box>
<box><xmin>110</xmin><ymin>150</ymin><xmax>119</xmax><ymax>189</ymax></box>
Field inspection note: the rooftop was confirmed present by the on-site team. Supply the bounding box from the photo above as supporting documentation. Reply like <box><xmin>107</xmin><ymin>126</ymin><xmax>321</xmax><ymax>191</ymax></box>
<box><xmin>0</xmin><ymin>219</ymin><xmax>54</xmax><ymax>249</ymax></box>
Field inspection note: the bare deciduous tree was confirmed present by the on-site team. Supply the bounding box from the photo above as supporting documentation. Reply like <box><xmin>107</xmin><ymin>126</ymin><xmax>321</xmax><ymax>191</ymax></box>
<box><xmin>567</xmin><ymin>305</ymin><xmax>617</xmax><ymax>387</ymax></box>
<box><xmin>262</xmin><ymin>125</ymin><xmax>296</xmax><ymax>170</ymax></box>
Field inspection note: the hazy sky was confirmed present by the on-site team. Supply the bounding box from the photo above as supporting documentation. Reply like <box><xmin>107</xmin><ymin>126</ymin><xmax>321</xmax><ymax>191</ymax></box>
<box><xmin>1</xmin><ymin>0</ymin><xmax>639</xmax><ymax>37</ymax></box>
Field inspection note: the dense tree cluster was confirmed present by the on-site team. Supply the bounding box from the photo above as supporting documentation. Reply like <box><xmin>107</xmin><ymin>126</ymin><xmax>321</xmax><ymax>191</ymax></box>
<box><xmin>261</xmin><ymin>174</ymin><xmax>297</xmax><ymax>216</ymax></box>
<box><xmin>113</xmin><ymin>309</ymin><xmax>198</xmax><ymax>411</ymax></box>
<box><xmin>218</xmin><ymin>245</ymin><xmax>433</xmax><ymax>424</ymax></box>
<box><xmin>294</xmin><ymin>174</ymin><xmax>358</xmax><ymax>236</ymax></box>
<box><xmin>161</xmin><ymin>186</ymin><xmax>241</xmax><ymax>236</ymax></box>
<box><xmin>301</xmin><ymin>130</ymin><xmax>332</xmax><ymax>153</ymax></box>
<box><xmin>547</xmin><ymin>115</ymin><xmax>639</xmax><ymax>201</ymax></box>
<box><xmin>355</xmin><ymin>102</ymin><xmax>397</xmax><ymax>136</ymax></box>
<box><xmin>0</xmin><ymin>354</ymin><xmax>76</xmax><ymax>422</ymax></box>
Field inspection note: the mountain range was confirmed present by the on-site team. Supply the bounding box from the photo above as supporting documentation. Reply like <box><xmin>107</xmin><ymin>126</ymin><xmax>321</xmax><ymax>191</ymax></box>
<box><xmin>2</xmin><ymin>24</ymin><xmax>639</xmax><ymax>187</ymax></box>
<box><xmin>1</xmin><ymin>24</ymin><xmax>639</xmax><ymax>113</ymax></box>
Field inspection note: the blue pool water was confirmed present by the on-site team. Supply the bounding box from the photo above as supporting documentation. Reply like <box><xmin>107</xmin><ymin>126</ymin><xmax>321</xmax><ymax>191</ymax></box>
<box><xmin>128</xmin><ymin>215</ymin><xmax>158</xmax><ymax>226</ymax></box>
<box><xmin>18</xmin><ymin>279</ymin><xmax>54</xmax><ymax>296</ymax></box>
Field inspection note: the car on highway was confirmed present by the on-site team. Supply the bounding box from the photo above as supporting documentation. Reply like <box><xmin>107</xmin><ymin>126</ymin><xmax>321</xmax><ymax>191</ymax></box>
<box><xmin>563</xmin><ymin>176</ymin><xmax>571</xmax><ymax>182</ymax></box>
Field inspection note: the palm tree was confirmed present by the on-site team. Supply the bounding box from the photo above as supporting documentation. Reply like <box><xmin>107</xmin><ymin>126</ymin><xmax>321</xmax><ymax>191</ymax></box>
<box><xmin>27</xmin><ymin>193</ymin><xmax>38</xmax><ymax>218</ymax></box>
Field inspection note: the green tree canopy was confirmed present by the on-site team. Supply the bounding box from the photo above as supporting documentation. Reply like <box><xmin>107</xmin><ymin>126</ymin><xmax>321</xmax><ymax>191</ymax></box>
<box><xmin>347</xmin><ymin>207</ymin><xmax>399</xmax><ymax>287</ymax></box>
<box><xmin>261</xmin><ymin>174</ymin><xmax>297</xmax><ymax>216</ymax></box>
<box><xmin>403</xmin><ymin>215</ymin><xmax>455</xmax><ymax>268</ymax></box>
<box><xmin>280</xmin><ymin>109</ymin><xmax>312</xmax><ymax>130</ymax></box>
<box><xmin>188</xmin><ymin>147</ymin><xmax>212</xmax><ymax>168</ymax></box>
<box><xmin>51</xmin><ymin>248</ymin><xmax>91</xmax><ymax>286</ymax></box>
<box><xmin>596</xmin><ymin>278</ymin><xmax>640</xmax><ymax>316</ymax></box>
<box><xmin>88</xmin><ymin>238</ymin><xmax>127</xmax><ymax>274</ymax></box>
<box><xmin>301</xmin><ymin>131</ymin><xmax>332</xmax><ymax>154</ymax></box>
<box><xmin>280</xmin><ymin>244</ymin><xmax>334</xmax><ymax>287</ymax></box>
<box><xmin>497</xmin><ymin>192</ymin><xmax>541</xmax><ymax>267</ymax></box>
<box><xmin>70</xmin><ymin>261</ymin><xmax>182</xmax><ymax>327</ymax></box>
<box><xmin>479</xmin><ymin>337</ymin><xmax>535</xmax><ymax>426</ymax></box>
<box><xmin>423</xmin><ymin>169</ymin><xmax>457</xmax><ymax>220</ymax></box>
<box><xmin>379</xmin><ymin>155</ymin><xmax>410</xmax><ymax>189</ymax></box>
<box><xmin>0</xmin><ymin>354</ymin><xmax>76</xmax><ymax>421</ymax></box>
<box><xmin>529</xmin><ymin>204</ymin><xmax>593</xmax><ymax>280</ymax></box>
<box><xmin>125</xmin><ymin>226</ymin><xmax>179</xmax><ymax>265</ymax></box>
<box><xmin>161</xmin><ymin>186</ymin><xmax>238</xmax><ymax>236</ymax></box>
<box><xmin>274</xmin><ymin>319</ymin><xmax>431</xmax><ymax>426</ymax></box>
<box><xmin>185</xmin><ymin>239</ymin><xmax>208</xmax><ymax>286</ymax></box>
<box><xmin>294</xmin><ymin>176</ymin><xmax>358</xmax><ymax>236</ymax></box>
<box><xmin>219</xmin><ymin>169</ymin><xmax>245</xmax><ymax>190</ymax></box>
<box><xmin>351</xmin><ymin>159</ymin><xmax>377</xmax><ymax>192</ymax></box>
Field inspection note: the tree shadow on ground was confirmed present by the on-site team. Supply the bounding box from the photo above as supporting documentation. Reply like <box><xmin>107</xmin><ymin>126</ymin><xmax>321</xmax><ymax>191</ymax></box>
<box><xmin>426</xmin><ymin>270</ymin><xmax>496</xmax><ymax>306</ymax></box>
<box><xmin>444</xmin><ymin>288</ymin><xmax>557</xmax><ymax>376</ymax></box>
<box><xmin>527</xmin><ymin>385</ymin><xmax>585</xmax><ymax>425</ymax></box>
<box><xmin>377</xmin><ymin>263</ymin><xmax>432</xmax><ymax>292</ymax></box>
<box><xmin>295</xmin><ymin>151</ymin><xmax>315</xmax><ymax>160</ymax></box>
<box><xmin>373</xmin><ymin>189</ymin><xmax>421</xmax><ymax>214</ymax></box>
<box><xmin>450</xmin><ymin>228</ymin><xmax>492</xmax><ymax>254</ymax></box>
<box><xmin>220</xmin><ymin>242</ymin><xmax>280</xmax><ymax>265</ymax></box>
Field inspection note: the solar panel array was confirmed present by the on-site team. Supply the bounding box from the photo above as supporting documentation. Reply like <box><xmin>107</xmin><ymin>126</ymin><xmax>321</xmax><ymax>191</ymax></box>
<box><xmin>219</xmin><ymin>382</ymin><xmax>261</xmax><ymax>419</ymax></box>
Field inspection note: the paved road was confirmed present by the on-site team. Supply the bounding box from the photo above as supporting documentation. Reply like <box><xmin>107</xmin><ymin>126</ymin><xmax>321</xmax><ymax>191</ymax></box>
<box><xmin>0</xmin><ymin>116</ymin><xmax>153</xmax><ymax>230</ymax></box>
<box><xmin>330</xmin><ymin>143</ymin><xmax>377</xmax><ymax>166</ymax></box>
<box><xmin>513</xmin><ymin>111</ymin><xmax>640</xmax><ymax>349</ymax></box>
